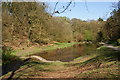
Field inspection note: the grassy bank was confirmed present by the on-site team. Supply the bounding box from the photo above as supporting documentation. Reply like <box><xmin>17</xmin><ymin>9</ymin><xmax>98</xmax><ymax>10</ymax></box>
<box><xmin>2</xmin><ymin>45</ymin><xmax>120</xmax><ymax>78</ymax></box>
<box><xmin>73</xmin><ymin>47</ymin><xmax>120</xmax><ymax>78</ymax></box>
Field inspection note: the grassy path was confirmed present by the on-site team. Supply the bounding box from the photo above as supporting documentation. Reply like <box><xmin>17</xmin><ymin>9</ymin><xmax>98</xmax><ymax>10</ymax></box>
<box><xmin>103</xmin><ymin>44</ymin><xmax>120</xmax><ymax>51</ymax></box>
<box><xmin>98</xmin><ymin>42</ymin><xmax>120</xmax><ymax>51</ymax></box>
<box><xmin>2</xmin><ymin>56</ymin><xmax>119</xmax><ymax>79</ymax></box>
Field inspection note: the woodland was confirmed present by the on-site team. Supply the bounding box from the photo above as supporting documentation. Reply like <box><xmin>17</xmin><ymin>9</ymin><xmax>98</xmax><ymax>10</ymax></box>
<box><xmin>1</xmin><ymin>1</ymin><xmax>120</xmax><ymax>79</ymax></box>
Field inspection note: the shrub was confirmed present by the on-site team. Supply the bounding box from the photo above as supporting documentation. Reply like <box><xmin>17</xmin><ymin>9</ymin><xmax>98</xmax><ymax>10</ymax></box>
<box><xmin>117</xmin><ymin>39</ymin><xmax>120</xmax><ymax>45</ymax></box>
<box><xmin>2</xmin><ymin>46</ymin><xmax>18</xmax><ymax>65</ymax></box>
<box><xmin>106</xmin><ymin>41</ymin><xmax>119</xmax><ymax>46</ymax></box>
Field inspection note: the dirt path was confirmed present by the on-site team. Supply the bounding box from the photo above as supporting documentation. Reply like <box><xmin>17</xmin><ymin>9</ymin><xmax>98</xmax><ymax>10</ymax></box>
<box><xmin>104</xmin><ymin>44</ymin><xmax>120</xmax><ymax>51</ymax></box>
<box><xmin>27</xmin><ymin>55</ymin><xmax>57</xmax><ymax>62</ymax></box>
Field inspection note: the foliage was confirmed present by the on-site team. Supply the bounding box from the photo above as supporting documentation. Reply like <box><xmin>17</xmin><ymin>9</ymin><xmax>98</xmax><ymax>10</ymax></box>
<box><xmin>100</xmin><ymin>1</ymin><xmax>120</xmax><ymax>43</ymax></box>
<box><xmin>2</xmin><ymin>46</ymin><xmax>19</xmax><ymax>65</ymax></box>
<box><xmin>84</xmin><ymin>30</ymin><xmax>93</xmax><ymax>41</ymax></box>
<box><xmin>96</xmin><ymin>31</ymin><xmax>103</xmax><ymax>42</ymax></box>
<box><xmin>3</xmin><ymin>2</ymin><xmax>119</xmax><ymax>46</ymax></box>
<box><xmin>98</xmin><ymin>18</ymin><xmax>104</xmax><ymax>21</ymax></box>
<box><xmin>71</xmin><ymin>18</ymin><xmax>103</xmax><ymax>41</ymax></box>
<box><xmin>106</xmin><ymin>41</ymin><xmax>119</xmax><ymax>45</ymax></box>
<box><xmin>2</xmin><ymin>2</ymin><xmax>74</xmax><ymax>45</ymax></box>
<box><xmin>117</xmin><ymin>38</ymin><xmax>120</xmax><ymax>45</ymax></box>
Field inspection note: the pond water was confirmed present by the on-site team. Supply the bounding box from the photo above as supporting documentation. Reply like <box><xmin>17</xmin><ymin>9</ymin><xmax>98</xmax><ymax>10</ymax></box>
<box><xmin>33</xmin><ymin>44</ymin><xmax>99</xmax><ymax>62</ymax></box>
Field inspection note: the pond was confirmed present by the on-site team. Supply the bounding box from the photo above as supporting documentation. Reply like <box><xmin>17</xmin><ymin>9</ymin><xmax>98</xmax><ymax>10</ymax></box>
<box><xmin>33</xmin><ymin>44</ymin><xmax>99</xmax><ymax>62</ymax></box>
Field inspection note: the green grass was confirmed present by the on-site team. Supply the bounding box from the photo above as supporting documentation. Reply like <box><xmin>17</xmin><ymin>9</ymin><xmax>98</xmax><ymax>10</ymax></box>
<box><xmin>118</xmin><ymin>46</ymin><xmax>120</xmax><ymax>48</ymax></box>
<box><xmin>73</xmin><ymin>47</ymin><xmax>120</xmax><ymax>78</ymax></box>
<box><xmin>97</xmin><ymin>47</ymin><xmax>120</xmax><ymax>61</ymax></box>
<box><xmin>2</xmin><ymin>43</ymin><xmax>120</xmax><ymax>78</ymax></box>
<box><xmin>72</xmin><ymin>54</ymin><xmax>97</xmax><ymax>63</ymax></box>
<box><xmin>25</xmin><ymin>60</ymin><xmax>67</xmax><ymax>71</ymax></box>
<box><xmin>60</xmin><ymin>46</ymin><xmax>120</xmax><ymax>74</ymax></box>
<box><xmin>75</xmin><ymin>67</ymin><xmax>119</xmax><ymax>78</ymax></box>
<box><xmin>2</xmin><ymin>60</ymin><xmax>68</xmax><ymax>78</ymax></box>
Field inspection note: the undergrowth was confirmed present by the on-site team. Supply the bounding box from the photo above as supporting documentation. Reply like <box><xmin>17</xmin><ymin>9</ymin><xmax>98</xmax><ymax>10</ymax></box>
<box><xmin>2</xmin><ymin>46</ymin><xmax>20</xmax><ymax>65</ymax></box>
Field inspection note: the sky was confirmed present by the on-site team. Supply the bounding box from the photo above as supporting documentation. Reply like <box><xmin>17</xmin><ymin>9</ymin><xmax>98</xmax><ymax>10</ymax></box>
<box><xmin>3</xmin><ymin>0</ymin><xmax>118</xmax><ymax>21</ymax></box>
<box><xmin>46</xmin><ymin>2</ymin><xmax>117</xmax><ymax>21</ymax></box>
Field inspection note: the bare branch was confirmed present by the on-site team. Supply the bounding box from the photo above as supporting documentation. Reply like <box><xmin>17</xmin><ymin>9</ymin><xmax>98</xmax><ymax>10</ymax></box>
<box><xmin>52</xmin><ymin>0</ymin><xmax>59</xmax><ymax>15</ymax></box>
<box><xmin>58</xmin><ymin>0</ymin><xmax>72</xmax><ymax>14</ymax></box>
<box><xmin>84</xmin><ymin>0</ymin><xmax>89</xmax><ymax>13</ymax></box>
<box><xmin>52</xmin><ymin>0</ymin><xmax>73</xmax><ymax>15</ymax></box>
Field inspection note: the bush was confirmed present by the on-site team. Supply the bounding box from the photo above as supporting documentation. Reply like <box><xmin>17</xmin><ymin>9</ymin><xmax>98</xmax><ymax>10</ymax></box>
<box><xmin>117</xmin><ymin>39</ymin><xmax>120</xmax><ymax>45</ymax></box>
<box><xmin>34</xmin><ymin>39</ymin><xmax>48</xmax><ymax>45</ymax></box>
<box><xmin>2</xmin><ymin>46</ymin><xmax>18</xmax><ymax>65</ymax></box>
<box><xmin>106</xmin><ymin>41</ymin><xmax>119</xmax><ymax>46</ymax></box>
<box><xmin>84</xmin><ymin>30</ymin><xmax>93</xmax><ymax>41</ymax></box>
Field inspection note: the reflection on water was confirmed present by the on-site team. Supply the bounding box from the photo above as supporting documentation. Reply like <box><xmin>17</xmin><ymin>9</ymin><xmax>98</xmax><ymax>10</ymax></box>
<box><xmin>33</xmin><ymin>44</ymin><xmax>98</xmax><ymax>62</ymax></box>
